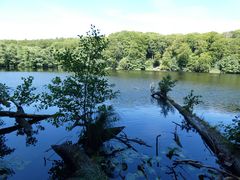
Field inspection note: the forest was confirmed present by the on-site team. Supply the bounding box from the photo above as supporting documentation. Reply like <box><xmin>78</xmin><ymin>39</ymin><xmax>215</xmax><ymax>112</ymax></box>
<box><xmin>0</xmin><ymin>29</ymin><xmax>240</xmax><ymax>73</ymax></box>
<box><xmin>1</xmin><ymin>26</ymin><xmax>240</xmax><ymax>179</ymax></box>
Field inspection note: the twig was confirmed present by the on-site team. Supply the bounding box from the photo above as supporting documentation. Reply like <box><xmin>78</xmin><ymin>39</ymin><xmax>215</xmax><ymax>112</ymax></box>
<box><xmin>118</xmin><ymin>132</ymin><xmax>151</xmax><ymax>147</ymax></box>
<box><xmin>166</xmin><ymin>166</ymin><xmax>178</xmax><ymax>180</ymax></box>
<box><xmin>172</xmin><ymin>121</ymin><xmax>183</xmax><ymax>128</ymax></box>
<box><xmin>104</xmin><ymin>147</ymin><xmax>129</xmax><ymax>157</ymax></box>
<box><xmin>114</xmin><ymin>136</ymin><xmax>137</xmax><ymax>152</ymax></box>
<box><xmin>174</xmin><ymin>159</ymin><xmax>240</xmax><ymax>179</ymax></box>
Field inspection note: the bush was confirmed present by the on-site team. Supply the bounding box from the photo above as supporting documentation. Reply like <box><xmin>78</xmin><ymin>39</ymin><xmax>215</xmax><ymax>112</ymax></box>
<box><xmin>118</xmin><ymin>57</ymin><xmax>135</xmax><ymax>70</ymax></box>
<box><xmin>223</xmin><ymin>115</ymin><xmax>240</xmax><ymax>145</ymax></box>
<box><xmin>183</xmin><ymin>90</ymin><xmax>202</xmax><ymax>113</ymax></box>
<box><xmin>158</xmin><ymin>75</ymin><xmax>177</xmax><ymax>97</ymax></box>
<box><xmin>219</xmin><ymin>55</ymin><xmax>240</xmax><ymax>73</ymax></box>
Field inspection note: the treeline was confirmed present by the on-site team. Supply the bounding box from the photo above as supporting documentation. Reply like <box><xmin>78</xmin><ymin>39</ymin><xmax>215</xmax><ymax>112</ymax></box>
<box><xmin>1</xmin><ymin>29</ymin><xmax>240</xmax><ymax>73</ymax></box>
<box><xmin>0</xmin><ymin>38</ymin><xmax>78</xmax><ymax>70</ymax></box>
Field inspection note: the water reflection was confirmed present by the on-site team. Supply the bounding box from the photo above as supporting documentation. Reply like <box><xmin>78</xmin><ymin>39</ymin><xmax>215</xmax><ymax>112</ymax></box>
<box><xmin>0</xmin><ymin>71</ymin><xmax>239</xmax><ymax>179</ymax></box>
<box><xmin>0</xmin><ymin>119</ymin><xmax>15</xmax><ymax>179</ymax></box>
<box><xmin>0</xmin><ymin>119</ymin><xmax>46</xmax><ymax>146</ymax></box>
<box><xmin>15</xmin><ymin>121</ymin><xmax>45</xmax><ymax>146</ymax></box>
<box><xmin>0</xmin><ymin>117</ymin><xmax>47</xmax><ymax>179</ymax></box>
<box><xmin>152</xmin><ymin>97</ymin><xmax>175</xmax><ymax>117</ymax></box>
<box><xmin>151</xmin><ymin>97</ymin><xmax>226</xmax><ymax>179</ymax></box>
<box><xmin>0</xmin><ymin>120</ymin><xmax>15</xmax><ymax>158</ymax></box>
<box><xmin>48</xmin><ymin>160</ymin><xmax>71</xmax><ymax>180</ymax></box>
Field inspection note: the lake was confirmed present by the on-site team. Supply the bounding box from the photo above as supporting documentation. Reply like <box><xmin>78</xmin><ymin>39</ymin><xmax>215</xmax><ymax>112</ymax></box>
<box><xmin>0</xmin><ymin>71</ymin><xmax>240</xmax><ymax>179</ymax></box>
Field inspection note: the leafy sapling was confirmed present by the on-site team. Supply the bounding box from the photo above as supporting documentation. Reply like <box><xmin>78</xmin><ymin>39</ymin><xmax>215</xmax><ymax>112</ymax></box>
<box><xmin>158</xmin><ymin>74</ymin><xmax>177</xmax><ymax>97</ymax></box>
<box><xmin>183</xmin><ymin>90</ymin><xmax>202</xmax><ymax>113</ymax></box>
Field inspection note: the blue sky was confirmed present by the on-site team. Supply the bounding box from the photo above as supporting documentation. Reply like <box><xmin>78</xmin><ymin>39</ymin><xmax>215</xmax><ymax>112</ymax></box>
<box><xmin>0</xmin><ymin>0</ymin><xmax>239</xmax><ymax>39</ymax></box>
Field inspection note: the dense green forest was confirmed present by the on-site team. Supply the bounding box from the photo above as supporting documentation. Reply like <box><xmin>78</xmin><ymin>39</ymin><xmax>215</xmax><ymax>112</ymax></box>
<box><xmin>0</xmin><ymin>29</ymin><xmax>240</xmax><ymax>73</ymax></box>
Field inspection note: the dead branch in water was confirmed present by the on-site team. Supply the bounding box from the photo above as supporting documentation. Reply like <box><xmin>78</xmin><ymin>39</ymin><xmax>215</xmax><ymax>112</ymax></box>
<box><xmin>114</xmin><ymin>132</ymin><xmax>151</xmax><ymax>152</ymax></box>
<box><xmin>173</xmin><ymin>159</ymin><xmax>240</xmax><ymax>179</ymax></box>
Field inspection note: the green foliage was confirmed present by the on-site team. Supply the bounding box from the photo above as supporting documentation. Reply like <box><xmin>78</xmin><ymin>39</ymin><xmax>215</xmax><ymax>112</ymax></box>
<box><xmin>183</xmin><ymin>90</ymin><xmax>202</xmax><ymax>113</ymax></box>
<box><xmin>42</xmin><ymin>75</ymin><xmax>116</xmax><ymax>127</ymax></box>
<box><xmin>41</xmin><ymin>26</ymin><xmax>118</xmax><ymax>151</ymax></box>
<box><xmin>223</xmin><ymin>115</ymin><xmax>240</xmax><ymax>145</ymax></box>
<box><xmin>1</xmin><ymin>29</ymin><xmax>240</xmax><ymax>73</ymax></box>
<box><xmin>118</xmin><ymin>57</ymin><xmax>135</xmax><ymax>70</ymax></box>
<box><xmin>0</xmin><ymin>76</ymin><xmax>39</xmax><ymax>109</ymax></box>
<box><xmin>175</xmin><ymin>43</ymin><xmax>192</xmax><ymax>70</ymax></box>
<box><xmin>187</xmin><ymin>53</ymin><xmax>212</xmax><ymax>72</ymax></box>
<box><xmin>219</xmin><ymin>55</ymin><xmax>240</xmax><ymax>73</ymax></box>
<box><xmin>0</xmin><ymin>84</ymin><xmax>10</xmax><ymax>109</ymax></box>
<box><xmin>12</xmin><ymin>76</ymin><xmax>39</xmax><ymax>106</ymax></box>
<box><xmin>158</xmin><ymin>75</ymin><xmax>177</xmax><ymax>97</ymax></box>
<box><xmin>58</xmin><ymin>26</ymin><xmax>108</xmax><ymax>77</ymax></box>
<box><xmin>160</xmin><ymin>50</ymin><xmax>178</xmax><ymax>71</ymax></box>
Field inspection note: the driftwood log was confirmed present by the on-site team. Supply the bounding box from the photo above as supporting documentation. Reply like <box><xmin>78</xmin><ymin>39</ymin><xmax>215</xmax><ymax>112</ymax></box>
<box><xmin>152</xmin><ymin>92</ymin><xmax>240</xmax><ymax>176</ymax></box>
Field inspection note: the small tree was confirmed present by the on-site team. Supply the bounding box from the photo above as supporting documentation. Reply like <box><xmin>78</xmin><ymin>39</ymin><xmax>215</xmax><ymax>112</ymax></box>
<box><xmin>42</xmin><ymin>25</ymin><xmax>118</xmax><ymax>151</ymax></box>
<box><xmin>158</xmin><ymin>74</ymin><xmax>177</xmax><ymax>97</ymax></box>
<box><xmin>183</xmin><ymin>90</ymin><xmax>202</xmax><ymax>113</ymax></box>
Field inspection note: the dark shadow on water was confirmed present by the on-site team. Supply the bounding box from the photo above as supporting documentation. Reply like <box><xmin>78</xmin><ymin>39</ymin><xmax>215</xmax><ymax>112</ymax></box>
<box><xmin>48</xmin><ymin>160</ymin><xmax>71</xmax><ymax>180</ymax></box>
<box><xmin>15</xmin><ymin>120</ymin><xmax>45</xmax><ymax>146</ymax></box>
<box><xmin>151</xmin><ymin>97</ymin><xmax>175</xmax><ymax>117</ymax></box>
<box><xmin>0</xmin><ymin>120</ymin><xmax>15</xmax><ymax>158</ymax></box>
<box><xmin>0</xmin><ymin>118</ymin><xmax>46</xmax><ymax>179</ymax></box>
<box><xmin>0</xmin><ymin>119</ymin><xmax>15</xmax><ymax>179</ymax></box>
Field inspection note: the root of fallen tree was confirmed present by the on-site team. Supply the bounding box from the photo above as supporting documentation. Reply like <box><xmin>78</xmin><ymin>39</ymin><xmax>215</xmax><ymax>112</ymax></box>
<box><xmin>52</xmin><ymin>142</ymin><xmax>107</xmax><ymax>180</ymax></box>
<box><xmin>152</xmin><ymin>92</ymin><xmax>240</xmax><ymax>176</ymax></box>
<box><xmin>51</xmin><ymin>130</ymin><xmax>151</xmax><ymax>179</ymax></box>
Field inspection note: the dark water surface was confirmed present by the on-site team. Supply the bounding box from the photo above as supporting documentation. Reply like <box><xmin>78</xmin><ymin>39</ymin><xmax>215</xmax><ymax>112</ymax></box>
<box><xmin>0</xmin><ymin>71</ymin><xmax>240</xmax><ymax>179</ymax></box>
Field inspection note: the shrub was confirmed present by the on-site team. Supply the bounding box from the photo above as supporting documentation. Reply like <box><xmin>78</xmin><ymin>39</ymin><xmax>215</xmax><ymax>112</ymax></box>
<box><xmin>183</xmin><ymin>90</ymin><xmax>202</xmax><ymax>113</ymax></box>
<box><xmin>158</xmin><ymin>75</ymin><xmax>177</xmax><ymax>97</ymax></box>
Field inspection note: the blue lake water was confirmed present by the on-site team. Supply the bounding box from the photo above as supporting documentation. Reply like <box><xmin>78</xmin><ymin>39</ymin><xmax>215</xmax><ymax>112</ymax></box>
<box><xmin>0</xmin><ymin>71</ymin><xmax>240</xmax><ymax>179</ymax></box>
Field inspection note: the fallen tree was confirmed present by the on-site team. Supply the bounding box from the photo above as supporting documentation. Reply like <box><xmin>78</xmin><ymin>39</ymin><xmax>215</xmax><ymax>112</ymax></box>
<box><xmin>0</xmin><ymin>117</ymin><xmax>51</xmax><ymax>135</ymax></box>
<box><xmin>0</xmin><ymin>111</ymin><xmax>53</xmax><ymax>135</ymax></box>
<box><xmin>0</xmin><ymin>111</ymin><xmax>53</xmax><ymax>119</ymax></box>
<box><xmin>152</xmin><ymin>91</ymin><xmax>240</xmax><ymax>176</ymax></box>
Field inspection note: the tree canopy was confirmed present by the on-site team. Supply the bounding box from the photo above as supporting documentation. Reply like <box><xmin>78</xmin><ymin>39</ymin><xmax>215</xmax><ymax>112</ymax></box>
<box><xmin>40</xmin><ymin>25</ymin><xmax>118</xmax><ymax>152</ymax></box>
<box><xmin>0</xmin><ymin>29</ymin><xmax>240</xmax><ymax>73</ymax></box>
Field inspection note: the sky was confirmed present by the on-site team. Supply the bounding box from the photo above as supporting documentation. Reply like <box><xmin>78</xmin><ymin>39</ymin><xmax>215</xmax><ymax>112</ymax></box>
<box><xmin>0</xmin><ymin>0</ymin><xmax>240</xmax><ymax>40</ymax></box>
